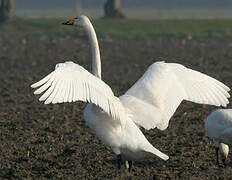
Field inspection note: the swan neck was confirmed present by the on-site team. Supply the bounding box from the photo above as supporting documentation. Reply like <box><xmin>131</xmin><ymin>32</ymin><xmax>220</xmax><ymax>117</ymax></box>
<box><xmin>84</xmin><ymin>20</ymin><xmax>101</xmax><ymax>79</ymax></box>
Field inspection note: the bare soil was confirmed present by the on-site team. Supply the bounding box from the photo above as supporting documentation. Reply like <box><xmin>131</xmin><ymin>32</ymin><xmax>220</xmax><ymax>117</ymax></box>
<box><xmin>0</xmin><ymin>32</ymin><xmax>232</xmax><ymax>179</ymax></box>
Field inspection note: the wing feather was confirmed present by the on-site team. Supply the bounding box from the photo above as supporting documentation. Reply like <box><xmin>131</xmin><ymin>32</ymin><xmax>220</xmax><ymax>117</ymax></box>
<box><xmin>64</xmin><ymin>80</ymin><xmax>71</xmax><ymax>102</ymax></box>
<box><xmin>52</xmin><ymin>80</ymin><xmax>64</xmax><ymax>104</ymax></box>
<box><xmin>34</xmin><ymin>75</ymin><xmax>55</xmax><ymax>95</ymax></box>
<box><xmin>31</xmin><ymin>61</ymin><xmax>125</xmax><ymax>124</ymax></box>
<box><xmin>121</xmin><ymin>61</ymin><xmax>230</xmax><ymax>130</ymax></box>
<box><xmin>39</xmin><ymin>77</ymin><xmax>57</xmax><ymax>102</ymax></box>
<box><xmin>31</xmin><ymin>72</ymin><xmax>54</xmax><ymax>89</ymax></box>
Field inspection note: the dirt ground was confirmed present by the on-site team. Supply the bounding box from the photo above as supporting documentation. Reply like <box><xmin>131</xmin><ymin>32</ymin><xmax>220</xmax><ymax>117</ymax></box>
<box><xmin>0</xmin><ymin>31</ymin><xmax>232</xmax><ymax>179</ymax></box>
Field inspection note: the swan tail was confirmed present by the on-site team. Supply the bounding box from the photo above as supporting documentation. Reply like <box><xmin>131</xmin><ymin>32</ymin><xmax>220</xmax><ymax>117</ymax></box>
<box><xmin>146</xmin><ymin>146</ymin><xmax>169</xmax><ymax>161</ymax></box>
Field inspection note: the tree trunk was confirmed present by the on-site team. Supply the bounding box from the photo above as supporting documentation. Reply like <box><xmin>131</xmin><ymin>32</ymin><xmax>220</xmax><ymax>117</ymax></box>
<box><xmin>74</xmin><ymin>0</ymin><xmax>81</xmax><ymax>17</ymax></box>
<box><xmin>0</xmin><ymin>0</ymin><xmax>15</xmax><ymax>23</ymax></box>
<box><xmin>104</xmin><ymin>0</ymin><xmax>125</xmax><ymax>18</ymax></box>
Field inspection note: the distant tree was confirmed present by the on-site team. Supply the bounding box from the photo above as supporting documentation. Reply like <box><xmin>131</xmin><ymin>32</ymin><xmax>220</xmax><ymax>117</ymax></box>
<box><xmin>104</xmin><ymin>0</ymin><xmax>125</xmax><ymax>18</ymax></box>
<box><xmin>0</xmin><ymin>0</ymin><xmax>15</xmax><ymax>23</ymax></box>
<box><xmin>74</xmin><ymin>0</ymin><xmax>81</xmax><ymax>17</ymax></box>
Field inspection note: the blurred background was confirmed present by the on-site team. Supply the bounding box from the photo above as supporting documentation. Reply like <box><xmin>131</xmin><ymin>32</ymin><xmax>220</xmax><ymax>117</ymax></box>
<box><xmin>0</xmin><ymin>0</ymin><xmax>232</xmax><ymax>179</ymax></box>
<box><xmin>11</xmin><ymin>0</ymin><xmax>232</xmax><ymax>19</ymax></box>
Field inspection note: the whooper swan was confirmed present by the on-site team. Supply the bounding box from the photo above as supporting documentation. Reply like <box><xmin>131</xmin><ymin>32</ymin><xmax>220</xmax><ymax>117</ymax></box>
<box><xmin>31</xmin><ymin>15</ymin><xmax>230</xmax><ymax>171</ymax></box>
<box><xmin>205</xmin><ymin>109</ymin><xmax>232</xmax><ymax>166</ymax></box>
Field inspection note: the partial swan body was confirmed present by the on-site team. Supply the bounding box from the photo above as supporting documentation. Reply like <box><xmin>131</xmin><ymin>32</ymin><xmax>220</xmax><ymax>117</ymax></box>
<box><xmin>205</xmin><ymin>109</ymin><xmax>232</xmax><ymax>165</ymax></box>
<box><xmin>31</xmin><ymin>16</ymin><xmax>230</xmax><ymax>169</ymax></box>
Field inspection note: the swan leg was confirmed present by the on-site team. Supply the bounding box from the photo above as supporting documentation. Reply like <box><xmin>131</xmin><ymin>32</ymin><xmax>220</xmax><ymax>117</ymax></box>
<box><xmin>117</xmin><ymin>154</ymin><xmax>122</xmax><ymax>169</ymax></box>
<box><xmin>128</xmin><ymin>160</ymin><xmax>133</xmax><ymax>172</ymax></box>
<box><xmin>222</xmin><ymin>156</ymin><xmax>227</xmax><ymax>166</ymax></box>
<box><xmin>125</xmin><ymin>160</ymin><xmax>129</xmax><ymax>169</ymax></box>
<box><xmin>124</xmin><ymin>160</ymin><xmax>133</xmax><ymax>172</ymax></box>
<box><xmin>216</xmin><ymin>147</ymin><xmax>219</xmax><ymax>165</ymax></box>
<box><xmin>117</xmin><ymin>155</ymin><xmax>132</xmax><ymax>171</ymax></box>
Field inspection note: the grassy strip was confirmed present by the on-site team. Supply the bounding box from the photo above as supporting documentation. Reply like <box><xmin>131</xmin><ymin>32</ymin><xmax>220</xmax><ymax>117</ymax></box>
<box><xmin>1</xmin><ymin>18</ymin><xmax>232</xmax><ymax>38</ymax></box>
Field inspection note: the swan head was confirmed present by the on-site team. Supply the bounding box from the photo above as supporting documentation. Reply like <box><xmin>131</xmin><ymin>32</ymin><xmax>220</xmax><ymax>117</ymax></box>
<box><xmin>219</xmin><ymin>143</ymin><xmax>229</xmax><ymax>162</ymax></box>
<box><xmin>62</xmin><ymin>15</ymin><xmax>90</xmax><ymax>27</ymax></box>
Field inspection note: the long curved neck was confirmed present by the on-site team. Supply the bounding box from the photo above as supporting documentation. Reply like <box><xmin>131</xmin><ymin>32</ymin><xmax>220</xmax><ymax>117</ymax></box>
<box><xmin>83</xmin><ymin>19</ymin><xmax>101</xmax><ymax>79</ymax></box>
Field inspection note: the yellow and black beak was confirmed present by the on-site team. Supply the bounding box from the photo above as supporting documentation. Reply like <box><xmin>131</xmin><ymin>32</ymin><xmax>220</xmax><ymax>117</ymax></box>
<box><xmin>62</xmin><ymin>18</ymin><xmax>75</xmax><ymax>25</ymax></box>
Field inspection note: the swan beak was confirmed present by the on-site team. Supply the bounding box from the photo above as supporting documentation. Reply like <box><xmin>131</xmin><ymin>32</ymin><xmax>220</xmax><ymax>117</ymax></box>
<box><xmin>62</xmin><ymin>18</ymin><xmax>75</xmax><ymax>25</ymax></box>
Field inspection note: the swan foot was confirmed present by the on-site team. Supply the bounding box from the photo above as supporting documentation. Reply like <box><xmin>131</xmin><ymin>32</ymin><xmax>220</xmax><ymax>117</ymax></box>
<box><xmin>117</xmin><ymin>155</ymin><xmax>133</xmax><ymax>172</ymax></box>
<box><xmin>215</xmin><ymin>147</ymin><xmax>227</xmax><ymax>167</ymax></box>
<box><xmin>125</xmin><ymin>160</ymin><xmax>129</xmax><ymax>169</ymax></box>
<box><xmin>125</xmin><ymin>160</ymin><xmax>133</xmax><ymax>172</ymax></box>
<box><xmin>128</xmin><ymin>160</ymin><xmax>133</xmax><ymax>172</ymax></box>
<box><xmin>117</xmin><ymin>154</ymin><xmax>122</xmax><ymax>169</ymax></box>
<box><xmin>222</xmin><ymin>157</ymin><xmax>227</xmax><ymax>166</ymax></box>
<box><xmin>216</xmin><ymin>147</ymin><xmax>219</xmax><ymax>165</ymax></box>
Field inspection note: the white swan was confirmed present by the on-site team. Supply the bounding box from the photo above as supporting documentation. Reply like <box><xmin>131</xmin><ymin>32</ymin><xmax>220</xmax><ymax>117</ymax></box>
<box><xmin>205</xmin><ymin>109</ymin><xmax>232</xmax><ymax>165</ymax></box>
<box><xmin>31</xmin><ymin>15</ymin><xmax>230</xmax><ymax>171</ymax></box>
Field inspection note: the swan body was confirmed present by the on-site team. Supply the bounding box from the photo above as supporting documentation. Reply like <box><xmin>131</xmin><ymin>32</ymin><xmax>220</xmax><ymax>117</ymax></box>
<box><xmin>31</xmin><ymin>16</ymin><xmax>230</xmax><ymax>169</ymax></box>
<box><xmin>84</xmin><ymin>103</ymin><xmax>167</xmax><ymax>161</ymax></box>
<box><xmin>205</xmin><ymin>109</ymin><xmax>232</xmax><ymax>164</ymax></box>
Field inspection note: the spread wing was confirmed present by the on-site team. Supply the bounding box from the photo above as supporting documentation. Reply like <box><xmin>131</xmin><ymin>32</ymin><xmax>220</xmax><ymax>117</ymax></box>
<box><xmin>31</xmin><ymin>61</ymin><xmax>125</xmax><ymax>124</ymax></box>
<box><xmin>120</xmin><ymin>61</ymin><xmax>230</xmax><ymax>130</ymax></box>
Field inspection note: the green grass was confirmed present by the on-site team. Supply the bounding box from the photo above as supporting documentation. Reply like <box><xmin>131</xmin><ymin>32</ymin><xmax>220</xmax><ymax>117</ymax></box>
<box><xmin>94</xmin><ymin>19</ymin><xmax>232</xmax><ymax>38</ymax></box>
<box><xmin>1</xmin><ymin>18</ymin><xmax>232</xmax><ymax>39</ymax></box>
